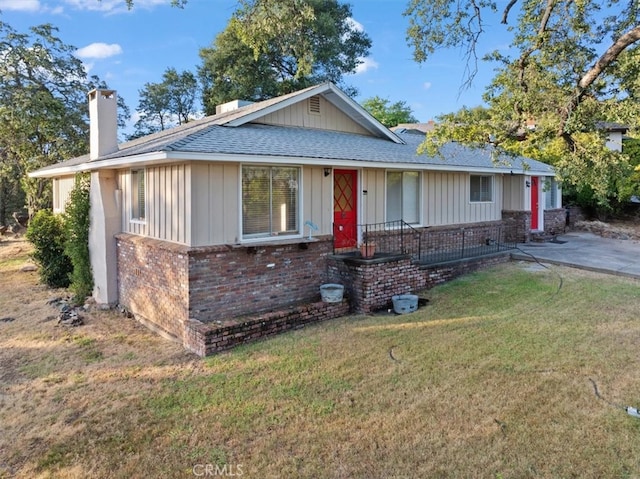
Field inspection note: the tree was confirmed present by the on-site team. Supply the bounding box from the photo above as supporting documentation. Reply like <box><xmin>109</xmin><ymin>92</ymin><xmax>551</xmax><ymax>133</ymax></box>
<box><xmin>64</xmin><ymin>174</ymin><xmax>93</xmax><ymax>303</ymax></box>
<box><xmin>130</xmin><ymin>67</ymin><xmax>199</xmax><ymax>139</ymax></box>
<box><xmin>199</xmin><ymin>0</ymin><xmax>371</xmax><ymax>114</ymax></box>
<box><xmin>361</xmin><ymin>96</ymin><xmax>418</xmax><ymax>128</ymax></box>
<box><xmin>0</xmin><ymin>21</ymin><xmax>129</xmax><ymax>219</ymax></box>
<box><xmin>405</xmin><ymin>1</ymin><xmax>640</xmax><ymax>211</ymax></box>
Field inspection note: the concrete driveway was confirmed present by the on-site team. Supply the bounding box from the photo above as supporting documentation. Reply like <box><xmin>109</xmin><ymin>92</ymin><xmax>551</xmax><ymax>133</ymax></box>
<box><xmin>512</xmin><ymin>231</ymin><xmax>640</xmax><ymax>279</ymax></box>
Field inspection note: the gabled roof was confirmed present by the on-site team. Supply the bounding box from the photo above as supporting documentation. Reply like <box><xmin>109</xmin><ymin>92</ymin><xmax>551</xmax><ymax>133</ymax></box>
<box><xmin>31</xmin><ymin>82</ymin><xmax>553</xmax><ymax>178</ymax></box>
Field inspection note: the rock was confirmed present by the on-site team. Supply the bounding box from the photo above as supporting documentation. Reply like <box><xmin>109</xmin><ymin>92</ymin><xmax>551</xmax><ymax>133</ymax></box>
<box><xmin>57</xmin><ymin>309</ymin><xmax>83</xmax><ymax>327</ymax></box>
<box><xmin>0</xmin><ymin>317</ymin><xmax>16</xmax><ymax>323</ymax></box>
<box><xmin>20</xmin><ymin>264</ymin><xmax>37</xmax><ymax>272</ymax></box>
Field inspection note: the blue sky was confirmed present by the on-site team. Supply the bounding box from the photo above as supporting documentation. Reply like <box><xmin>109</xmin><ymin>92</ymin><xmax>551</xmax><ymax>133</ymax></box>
<box><xmin>0</xmin><ymin>0</ymin><xmax>512</xmax><ymax>131</ymax></box>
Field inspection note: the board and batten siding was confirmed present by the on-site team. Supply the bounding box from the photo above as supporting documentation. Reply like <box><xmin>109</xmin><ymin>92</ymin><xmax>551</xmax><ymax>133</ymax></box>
<box><xmin>423</xmin><ymin>172</ymin><xmax>503</xmax><ymax>225</ymax></box>
<box><xmin>302</xmin><ymin>166</ymin><xmax>334</xmax><ymax>237</ymax></box>
<box><xmin>119</xmin><ymin>164</ymin><xmax>191</xmax><ymax>244</ymax></box>
<box><xmin>359</xmin><ymin>169</ymin><xmax>503</xmax><ymax>227</ymax></box>
<box><xmin>502</xmin><ymin>174</ymin><xmax>525</xmax><ymax>210</ymax></box>
<box><xmin>190</xmin><ymin>164</ymin><xmax>334</xmax><ymax>247</ymax></box>
<box><xmin>191</xmin><ymin>162</ymin><xmax>240</xmax><ymax>246</ymax></box>
<box><xmin>361</xmin><ymin>169</ymin><xmax>386</xmax><ymax>225</ymax></box>
<box><xmin>53</xmin><ymin>175</ymin><xmax>76</xmax><ymax>214</ymax></box>
<box><xmin>255</xmin><ymin>95</ymin><xmax>372</xmax><ymax>136</ymax></box>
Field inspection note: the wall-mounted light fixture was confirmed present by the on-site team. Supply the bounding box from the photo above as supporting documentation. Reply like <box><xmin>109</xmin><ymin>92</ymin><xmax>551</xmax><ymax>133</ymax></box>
<box><xmin>324</xmin><ymin>167</ymin><xmax>332</xmax><ymax>177</ymax></box>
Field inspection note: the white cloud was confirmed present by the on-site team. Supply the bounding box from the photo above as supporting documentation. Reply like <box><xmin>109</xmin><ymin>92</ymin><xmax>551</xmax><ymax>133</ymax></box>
<box><xmin>423</xmin><ymin>82</ymin><xmax>432</xmax><ymax>90</ymax></box>
<box><xmin>62</xmin><ymin>0</ymin><xmax>169</xmax><ymax>14</ymax></box>
<box><xmin>355</xmin><ymin>57</ymin><xmax>379</xmax><ymax>75</ymax></box>
<box><xmin>347</xmin><ymin>17</ymin><xmax>364</xmax><ymax>33</ymax></box>
<box><xmin>76</xmin><ymin>42</ymin><xmax>123</xmax><ymax>59</ymax></box>
<box><xmin>0</xmin><ymin>0</ymin><xmax>41</xmax><ymax>12</ymax></box>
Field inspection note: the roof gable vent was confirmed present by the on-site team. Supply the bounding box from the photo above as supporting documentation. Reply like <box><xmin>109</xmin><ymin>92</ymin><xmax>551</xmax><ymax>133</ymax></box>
<box><xmin>308</xmin><ymin>95</ymin><xmax>321</xmax><ymax>115</ymax></box>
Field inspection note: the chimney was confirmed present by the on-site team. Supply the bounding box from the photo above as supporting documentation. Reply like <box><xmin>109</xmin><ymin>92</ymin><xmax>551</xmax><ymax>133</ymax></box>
<box><xmin>88</xmin><ymin>89</ymin><xmax>118</xmax><ymax>160</ymax></box>
<box><xmin>215</xmin><ymin>99</ymin><xmax>253</xmax><ymax>115</ymax></box>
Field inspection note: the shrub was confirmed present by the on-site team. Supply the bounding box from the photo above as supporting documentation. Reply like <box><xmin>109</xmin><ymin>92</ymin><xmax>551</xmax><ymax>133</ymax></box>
<box><xmin>64</xmin><ymin>174</ymin><xmax>93</xmax><ymax>304</ymax></box>
<box><xmin>26</xmin><ymin>209</ymin><xmax>72</xmax><ymax>288</ymax></box>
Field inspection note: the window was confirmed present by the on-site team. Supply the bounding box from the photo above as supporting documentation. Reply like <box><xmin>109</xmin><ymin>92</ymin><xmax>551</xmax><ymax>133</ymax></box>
<box><xmin>242</xmin><ymin>166</ymin><xmax>299</xmax><ymax>239</ymax></box>
<box><xmin>386</xmin><ymin>171</ymin><xmax>420</xmax><ymax>224</ymax></box>
<box><xmin>545</xmin><ymin>177</ymin><xmax>560</xmax><ymax>209</ymax></box>
<box><xmin>470</xmin><ymin>175</ymin><xmax>493</xmax><ymax>202</ymax></box>
<box><xmin>131</xmin><ymin>169</ymin><xmax>146</xmax><ymax>221</ymax></box>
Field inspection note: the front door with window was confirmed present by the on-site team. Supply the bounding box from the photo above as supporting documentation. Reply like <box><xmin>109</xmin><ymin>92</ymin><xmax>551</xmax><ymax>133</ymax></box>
<box><xmin>333</xmin><ymin>169</ymin><xmax>357</xmax><ymax>249</ymax></box>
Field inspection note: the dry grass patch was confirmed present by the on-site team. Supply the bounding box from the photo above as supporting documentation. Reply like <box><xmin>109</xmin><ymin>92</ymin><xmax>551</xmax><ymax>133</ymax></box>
<box><xmin>1</xmin><ymin>238</ymin><xmax>640</xmax><ymax>478</ymax></box>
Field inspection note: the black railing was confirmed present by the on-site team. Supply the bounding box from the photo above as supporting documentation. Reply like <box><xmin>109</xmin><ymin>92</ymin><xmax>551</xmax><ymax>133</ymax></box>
<box><xmin>419</xmin><ymin>224</ymin><xmax>517</xmax><ymax>264</ymax></box>
<box><xmin>333</xmin><ymin>220</ymin><xmax>421</xmax><ymax>259</ymax></box>
<box><xmin>333</xmin><ymin>221</ymin><xmax>520</xmax><ymax>264</ymax></box>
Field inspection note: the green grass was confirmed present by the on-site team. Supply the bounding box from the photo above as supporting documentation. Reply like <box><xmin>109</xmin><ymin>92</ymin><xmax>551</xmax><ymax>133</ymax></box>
<box><xmin>4</xmin><ymin>263</ymin><xmax>640</xmax><ymax>478</ymax></box>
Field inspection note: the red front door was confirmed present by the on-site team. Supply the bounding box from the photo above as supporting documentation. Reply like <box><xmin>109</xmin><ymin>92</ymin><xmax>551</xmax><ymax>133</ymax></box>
<box><xmin>531</xmin><ymin>176</ymin><xmax>539</xmax><ymax>230</ymax></box>
<box><xmin>333</xmin><ymin>169</ymin><xmax>358</xmax><ymax>249</ymax></box>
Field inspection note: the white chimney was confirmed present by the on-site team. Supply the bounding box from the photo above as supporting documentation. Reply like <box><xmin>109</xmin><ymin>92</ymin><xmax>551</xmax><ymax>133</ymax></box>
<box><xmin>215</xmin><ymin>99</ymin><xmax>253</xmax><ymax>115</ymax></box>
<box><xmin>88</xmin><ymin>89</ymin><xmax>118</xmax><ymax>160</ymax></box>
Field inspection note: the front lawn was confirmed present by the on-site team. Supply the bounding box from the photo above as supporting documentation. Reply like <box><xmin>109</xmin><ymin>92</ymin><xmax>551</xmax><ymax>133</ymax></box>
<box><xmin>1</xmin><ymin>239</ymin><xmax>639</xmax><ymax>478</ymax></box>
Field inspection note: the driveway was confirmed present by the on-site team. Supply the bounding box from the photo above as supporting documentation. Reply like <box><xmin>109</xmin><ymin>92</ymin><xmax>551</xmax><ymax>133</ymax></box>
<box><xmin>512</xmin><ymin>231</ymin><xmax>640</xmax><ymax>279</ymax></box>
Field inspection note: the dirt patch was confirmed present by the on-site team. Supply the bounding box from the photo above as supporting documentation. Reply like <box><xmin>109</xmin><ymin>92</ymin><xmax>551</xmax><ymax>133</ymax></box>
<box><xmin>573</xmin><ymin>219</ymin><xmax>640</xmax><ymax>240</ymax></box>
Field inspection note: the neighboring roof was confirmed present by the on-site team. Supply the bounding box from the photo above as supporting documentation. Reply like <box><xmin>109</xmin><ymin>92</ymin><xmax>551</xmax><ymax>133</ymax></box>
<box><xmin>31</xmin><ymin>82</ymin><xmax>554</xmax><ymax>178</ymax></box>
<box><xmin>391</xmin><ymin>121</ymin><xmax>436</xmax><ymax>133</ymax></box>
<box><xmin>596</xmin><ymin>121</ymin><xmax>631</xmax><ymax>133</ymax></box>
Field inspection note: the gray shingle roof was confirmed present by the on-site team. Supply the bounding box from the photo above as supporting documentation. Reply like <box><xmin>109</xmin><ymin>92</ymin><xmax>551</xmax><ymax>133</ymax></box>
<box><xmin>31</xmin><ymin>82</ymin><xmax>553</xmax><ymax>176</ymax></box>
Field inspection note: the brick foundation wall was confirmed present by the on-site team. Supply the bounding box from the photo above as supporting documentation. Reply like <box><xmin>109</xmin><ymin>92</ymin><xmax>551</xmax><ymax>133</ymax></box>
<box><xmin>184</xmin><ymin>300</ymin><xmax>349</xmax><ymax>357</ymax></box>
<box><xmin>116</xmin><ymin>234</ymin><xmax>189</xmax><ymax>340</ymax></box>
<box><xmin>502</xmin><ymin>210</ymin><xmax>531</xmax><ymax>243</ymax></box>
<box><xmin>420</xmin><ymin>253</ymin><xmax>511</xmax><ymax>288</ymax></box>
<box><xmin>328</xmin><ymin>251</ymin><xmax>511</xmax><ymax>315</ymax></box>
<box><xmin>544</xmin><ymin>208</ymin><xmax>567</xmax><ymax>235</ymax></box>
<box><xmin>189</xmin><ymin>238</ymin><xmax>333</xmax><ymax>322</ymax></box>
<box><xmin>328</xmin><ymin>255</ymin><xmax>426</xmax><ymax>314</ymax></box>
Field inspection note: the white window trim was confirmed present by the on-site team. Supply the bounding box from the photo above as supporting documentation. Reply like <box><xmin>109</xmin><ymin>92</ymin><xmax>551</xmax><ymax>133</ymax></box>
<box><xmin>239</xmin><ymin>164</ymin><xmax>304</xmax><ymax>243</ymax></box>
<box><xmin>130</xmin><ymin>168</ymin><xmax>146</xmax><ymax>223</ymax></box>
<box><xmin>384</xmin><ymin>170</ymin><xmax>423</xmax><ymax>227</ymax></box>
<box><xmin>469</xmin><ymin>174</ymin><xmax>494</xmax><ymax>203</ymax></box>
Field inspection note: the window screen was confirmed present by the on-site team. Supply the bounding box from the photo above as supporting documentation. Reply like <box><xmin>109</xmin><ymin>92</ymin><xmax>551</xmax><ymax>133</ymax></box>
<box><xmin>242</xmin><ymin>166</ymin><xmax>299</xmax><ymax>238</ymax></box>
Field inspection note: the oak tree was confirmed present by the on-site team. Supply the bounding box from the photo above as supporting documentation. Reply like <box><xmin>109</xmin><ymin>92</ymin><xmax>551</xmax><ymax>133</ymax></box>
<box><xmin>405</xmin><ymin>0</ymin><xmax>640</xmax><ymax>211</ymax></box>
<box><xmin>199</xmin><ymin>0</ymin><xmax>371</xmax><ymax>114</ymax></box>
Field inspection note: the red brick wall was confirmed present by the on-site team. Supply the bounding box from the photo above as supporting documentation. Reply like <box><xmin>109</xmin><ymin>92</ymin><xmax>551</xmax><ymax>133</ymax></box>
<box><xmin>184</xmin><ymin>300</ymin><xmax>349</xmax><ymax>356</ymax></box>
<box><xmin>544</xmin><ymin>208</ymin><xmax>566</xmax><ymax>235</ymax></box>
<box><xmin>116</xmin><ymin>234</ymin><xmax>189</xmax><ymax>340</ymax></box>
<box><xmin>328</xmin><ymin>251</ymin><xmax>511</xmax><ymax>314</ymax></box>
<box><xmin>502</xmin><ymin>210</ymin><xmax>531</xmax><ymax>243</ymax></box>
<box><xmin>188</xmin><ymin>239</ymin><xmax>333</xmax><ymax>322</ymax></box>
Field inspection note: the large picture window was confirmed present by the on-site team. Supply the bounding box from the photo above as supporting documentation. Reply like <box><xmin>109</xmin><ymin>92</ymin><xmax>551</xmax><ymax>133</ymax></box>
<box><xmin>386</xmin><ymin>171</ymin><xmax>420</xmax><ymax>224</ymax></box>
<box><xmin>470</xmin><ymin>175</ymin><xmax>493</xmax><ymax>202</ymax></box>
<box><xmin>131</xmin><ymin>168</ymin><xmax>146</xmax><ymax>221</ymax></box>
<box><xmin>242</xmin><ymin>166</ymin><xmax>299</xmax><ymax>239</ymax></box>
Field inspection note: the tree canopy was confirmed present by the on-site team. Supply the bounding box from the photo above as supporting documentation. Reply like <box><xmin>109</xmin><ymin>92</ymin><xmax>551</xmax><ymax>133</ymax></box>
<box><xmin>405</xmin><ymin>0</ymin><xmax>640</xmax><ymax>212</ymax></box>
<box><xmin>198</xmin><ymin>0</ymin><xmax>371</xmax><ymax>115</ymax></box>
<box><xmin>130</xmin><ymin>67</ymin><xmax>199</xmax><ymax>139</ymax></box>
<box><xmin>361</xmin><ymin>96</ymin><xmax>418</xmax><ymax>128</ymax></box>
<box><xmin>0</xmin><ymin>21</ymin><xmax>128</xmax><ymax>220</ymax></box>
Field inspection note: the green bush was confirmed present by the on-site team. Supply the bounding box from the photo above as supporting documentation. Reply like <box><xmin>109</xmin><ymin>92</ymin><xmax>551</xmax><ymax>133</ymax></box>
<box><xmin>64</xmin><ymin>174</ymin><xmax>93</xmax><ymax>304</ymax></box>
<box><xmin>26</xmin><ymin>209</ymin><xmax>72</xmax><ymax>288</ymax></box>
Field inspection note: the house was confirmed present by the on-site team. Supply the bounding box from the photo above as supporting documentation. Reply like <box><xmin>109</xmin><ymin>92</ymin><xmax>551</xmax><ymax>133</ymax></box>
<box><xmin>596</xmin><ymin>121</ymin><xmax>630</xmax><ymax>152</ymax></box>
<box><xmin>30</xmin><ymin>82</ymin><xmax>561</xmax><ymax>355</ymax></box>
